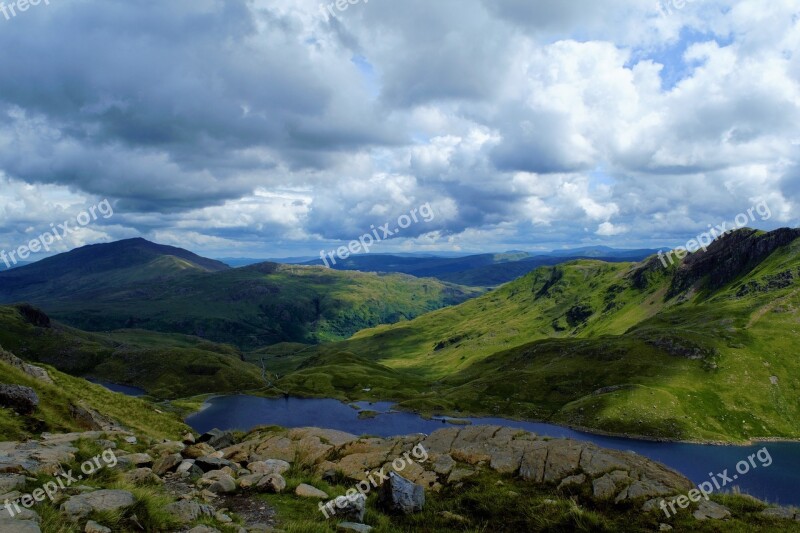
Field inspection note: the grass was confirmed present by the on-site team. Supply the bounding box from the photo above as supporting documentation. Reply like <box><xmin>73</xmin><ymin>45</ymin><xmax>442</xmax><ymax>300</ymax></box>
<box><xmin>262</xmin><ymin>232</ymin><xmax>800</xmax><ymax>443</ymax></box>
<box><xmin>0</xmin><ymin>354</ymin><xmax>188</xmax><ymax>442</ymax></box>
<box><xmin>261</xmin><ymin>467</ymin><xmax>799</xmax><ymax>532</ymax></box>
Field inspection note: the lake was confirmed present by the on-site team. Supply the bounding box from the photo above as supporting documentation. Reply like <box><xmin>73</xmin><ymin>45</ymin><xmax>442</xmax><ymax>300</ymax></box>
<box><xmin>185</xmin><ymin>395</ymin><xmax>800</xmax><ymax>507</ymax></box>
<box><xmin>87</xmin><ymin>378</ymin><xmax>147</xmax><ymax>397</ymax></box>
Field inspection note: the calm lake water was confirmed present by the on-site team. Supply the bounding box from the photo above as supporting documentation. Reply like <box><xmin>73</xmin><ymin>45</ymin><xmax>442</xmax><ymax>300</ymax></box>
<box><xmin>87</xmin><ymin>378</ymin><xmax>147</xmax><ymax>397</ymax></box>
<box><xmin>185</xmin><ymin>395</ymin><xmax>800</xmax><ymax>507</ymax></box>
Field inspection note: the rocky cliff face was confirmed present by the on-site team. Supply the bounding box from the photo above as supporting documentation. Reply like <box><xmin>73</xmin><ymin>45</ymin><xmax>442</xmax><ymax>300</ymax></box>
<box><xmin>668</xmin><ymin>228</ymin><xmax>800</xmax><ymax>298</ymax></box>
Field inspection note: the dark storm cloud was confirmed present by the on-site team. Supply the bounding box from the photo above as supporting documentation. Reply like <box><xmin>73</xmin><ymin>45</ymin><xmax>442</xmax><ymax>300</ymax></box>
<box><xmin>0</xmin><ymin>0</ymin><xmax>400</xmax><ymax>209</ymax></box>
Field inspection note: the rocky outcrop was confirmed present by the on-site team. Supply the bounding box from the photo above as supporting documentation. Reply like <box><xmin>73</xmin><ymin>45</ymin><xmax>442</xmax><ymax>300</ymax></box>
<box><xmin>0</xmin><ymin>385</ymin><xmax>39</xmax><ymax>415</ymax></box>
<box><xmin>668</xmin><ymin>228</ymin><xmax>800</xmax><ymax>298</ymax></box>
<box><xmin>0</xmin><ymin>347</ymin><xmax>53</xmax><ymax>384</ymax></box>
<box><xmin>1</xmin><ymin>425</ymin><xmax>788</xmax><ymax>532</ymax></box>
<box><xmin>69</xmin><ymin>403</ymin><xmax>125</xmax><ymax>432</ymax></box>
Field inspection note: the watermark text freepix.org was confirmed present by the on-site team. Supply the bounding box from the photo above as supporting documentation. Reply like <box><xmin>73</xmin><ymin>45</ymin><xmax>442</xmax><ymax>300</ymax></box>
<box><xmin>4</xmin><ymin>448</ymin><xmax>118</xmax><ymax>517</ymax></box>
<box><xmin>658</xmin><ymin>200</ymin><xmax>771</xmax><ymax>268</ymax></box>
<box><xmin>320</xmin><ymin>202</ymin><xmax>435</xmax><ymax>268</ymax></box>
<box><xmin>320</xmin><ymin>0</ymin><xmax>367</xmax><ymax>21</ymax></box>
<box><xmin>656</xmin><ymin>0</ymin><xmax>700</xmax><ymax>17</ymax></box>
<box><xmin>1</xmin><ymin>0</ymin><xmax>50</xmax><ymax>21</ymax></box>
<box><xmin>0</xmin><ymin>199</ymin><xmax>114</xmax><ymax>270</ymax></box>
<box><xmin>319</xmin><ymin>443</ymin><xmax>429</xmax><ymax>519</ymax></box>
<box><xmin>659</xmin><ymin>447</ymin><xmax>772</xmax><ymax>518</ymax></box>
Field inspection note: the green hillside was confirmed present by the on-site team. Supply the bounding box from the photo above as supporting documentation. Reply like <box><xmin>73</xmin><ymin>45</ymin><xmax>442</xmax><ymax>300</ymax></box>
<box><xmin>0</xmin><ymin>239</ymin><xmax>483</xmax><ymax>350</ymax></box>
<box><xmin>267</xmin><ymin>228</ymin><xmax>800</xmax><ymax>442</ymax></box>
<box><xmin>0</xmin><ymin>304</ymin><xmax>265</xmax><ymax>399</ymax></box>
<box><xmin>0</xmin><ymin>346</ymin><xmax>188</xmax><ymax>441</ymax></box>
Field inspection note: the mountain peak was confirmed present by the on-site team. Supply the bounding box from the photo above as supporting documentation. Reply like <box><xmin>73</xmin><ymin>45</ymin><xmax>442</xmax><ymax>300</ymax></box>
<box><xmin>0</xmin><ymin>238</ymin><xmax>230</xmax><ymax>297</ymax></box>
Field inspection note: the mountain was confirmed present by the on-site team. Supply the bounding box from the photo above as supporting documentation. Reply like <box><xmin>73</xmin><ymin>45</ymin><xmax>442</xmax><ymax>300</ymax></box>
<box><xmin>0</xmin><ymin>239</ymin><xmax>482</xmax><ymax>350</ymax></box>
<box><xmin>546</xmin><ymin>245</ymin><xmax>661</xmax><ymax>259</ymax></box>
<box><xmin>265</xmin><ymin>228</ymin><xmax>800</xmax><ymax>442</ymax></box>
<box><xmin>302</xmin><ymin>248</ymin><xmax>658</xmax><ymax>286</ymax></box>
<box><xmin>0</xmin><ymin>303</ymin><xmax>264</xmax><ymax>398</ymax></box>
<box><xmin>0</xmin><ymin>238</ymin><xmax>229</xmax><ymax>302</ymax></box>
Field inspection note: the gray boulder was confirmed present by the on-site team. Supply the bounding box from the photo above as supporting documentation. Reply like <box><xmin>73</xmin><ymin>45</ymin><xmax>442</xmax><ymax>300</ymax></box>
<box><xmin>693</xmin><ymin>501</ymin><xmax>732</xmax><ymax>521</ymax></box>
<box><xmin>0</xmin><ymin>516</ymin><xmax>41</xmax><ymax>533</ymax></box>
<box><xmin>152</xmin><ymin>453</ymin><xmax>183</xmax><ymax>476</ymax></box>
<box><xmin>61</xmin><ymin>490</ymin><xmax>135</xmax><ymax>519</ymax></box>
<box><xmin>164</xmin><ymin>500</ymin><xmax>216</xmax><ymax>525</ymax></box>
<box><xmin>329</xmin><ymin>494</ymin><xmax>367</xmax><ymax>523</ymax></box>
<box><xmin>256</xmin><ymin>473</ymin><xmax>286</xmax><ymax>493</ymax></box>
<box><xmin>195</xmin><ymin>456</ymin><xmax>235</xmax><ymax>472</ymax></box>
<box><xmin>0</xmin><ymin>385</ymin><xmax>39</xmax><ymax>415</ymax></box>
<box><xmin>199</xmin><ymin>429</ymin><xmax>235</xmax><ymax>450</ymax></box>
<box><xmin>378</xmin><ymin>472</ymin><xmax>424</xmax><ymax>514</ymax></box>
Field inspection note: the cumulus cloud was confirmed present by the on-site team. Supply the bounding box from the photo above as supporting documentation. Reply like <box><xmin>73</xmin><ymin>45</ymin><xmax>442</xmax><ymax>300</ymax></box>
<box><xmin>0</xmin><ymin>0</ymin><xmax>798</xmax><ymax>257</ymax></box>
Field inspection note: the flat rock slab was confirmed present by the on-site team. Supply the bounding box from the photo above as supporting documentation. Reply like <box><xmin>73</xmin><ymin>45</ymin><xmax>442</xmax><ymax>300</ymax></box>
<box><xmin>295</xmin><ymin>483</ymin><xmax>329</xmax><ymax>499</ymax></box>
<box><xmin>61</xmin><ymin>489</ymin><xmax>135</xmax><ymax>519</ymax></box>
<box><xmin>0</xmin><ymin>516</ymin><xmax>41</xmax><ymax>533</ymax></box>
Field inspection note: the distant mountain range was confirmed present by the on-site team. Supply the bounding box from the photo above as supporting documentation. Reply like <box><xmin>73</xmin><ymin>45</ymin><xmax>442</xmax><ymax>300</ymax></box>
<box><xmin>0</xmin><ymin>238</ymin><xmax>481</xmax><ymax>350</ymax></box>
<box><xmin>300</xmin><ymin>247</ymin><xmax>660</xmax><ymax>286</ymax></box>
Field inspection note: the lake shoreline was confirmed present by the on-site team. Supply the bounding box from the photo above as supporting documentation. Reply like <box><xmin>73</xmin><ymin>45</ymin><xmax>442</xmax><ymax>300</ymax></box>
<box><xmin>182</xmin><ymin>392</ymin><xmax>800</xmax><ymax>447</ymax></box>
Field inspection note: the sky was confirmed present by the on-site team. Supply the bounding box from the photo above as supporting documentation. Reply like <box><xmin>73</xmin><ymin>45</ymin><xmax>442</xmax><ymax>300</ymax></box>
<box><xmin>0</xmin><ymin>0</ymin><xmax>798</xmax><ymax>260</ymax></box>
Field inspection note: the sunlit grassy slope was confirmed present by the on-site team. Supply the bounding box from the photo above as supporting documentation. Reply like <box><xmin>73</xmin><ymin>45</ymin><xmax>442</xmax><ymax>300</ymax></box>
<box><xmin>268</xmin><ymin>229</ymin><xmax>800</xmax><ymax>442</ymax></box>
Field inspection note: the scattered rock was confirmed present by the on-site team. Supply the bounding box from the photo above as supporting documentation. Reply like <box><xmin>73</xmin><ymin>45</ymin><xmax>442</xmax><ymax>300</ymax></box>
<box><xmin>61</xmin><ymin>490</ymin><xmax>135</xmax><ymax>520</ymax></box>
<box><xmin>0</xmin><ymin>385</ymin><xmax>39</xmax><ymax>415</ymax></box>
<box><xmin>164</xmin><ymin>500</ymin><xmax>216</xmax><ymax>525</ymax></box>
<box><xmin>208</xmin><ymin>474</ymin><xmax>237</xmax><ymax>494</ymax></box>
<box><xmin>0</xmin><ymin>515</ymin><xmax>41</xmax><ymax>533</ymax></box>
<box><xmin>153</xmin><ymin>453</ymin><xmax>183</xmax><ymax>476</ymax></box>
<box><xmin>152</xmin><ymin>441</ymin><xmax>185</xmax><ymax>456</ymax></box>
<box><xmin>183</xmin><ymin>433</ymin><xmax>196</xmax><ymax>445</ymax></box>
<box><xmin>124</xmin><ymin>453</ymin><xmax>153</xmax><ymax>467</ymax></box>
<box><xmin>337</xmin><ymin>522</ymin><xmax>373</xmax><ymax>533</ymax></box>
<box><xmin>325</xmin><ymin>493</ymin><xmax>367</xmax><ymax>523</ymax></box>
<box><xmin>237</xmin><ymin>473</ymin><xmax>265</xmax><ymax>490</ymax></box>
<box><xmin>761</xmin><ymin>506</ymin><xmax>799</xmax><ymax>520</ymax></box>
<box><xmin>295</xmin><ymin>483</ymin><xmax>329</xmax><ymax>499</ymax></box>
<box><xmin>256</xmin><ymin>474</ymin><xmax>286</xmax><ymax>494</ymax></box>
<box><xmin>69</xmin><ymin>404</ymin><xmax>124</xmax><ymax>432</ymax></box>
<box><xmin>195</xmin><ymin>457</ymin><xmax>235</xmax><ymax>472</ymax></box>
<box><xmin>248</xmin><ymin>459</ymin><xmax>291</xmax><ymax>476</ymax></box>
<box><xmin>557</xmin><ymin>474</ymin><xmax>586</xmax><ymax>489</ymax></box>
<box><xmin>0</xmin><ymin>474</ymin><xmax>26</xmax><ymax>493</ymax></box>
<box><xmin>693</xmin><ymin>500</ymin><xmax>732</xmax><ymax>521</ymax></box>
<box><xmin>85</xmin><ymin>521</ymin><xmax>112</xmax><ymax>533</ymax></box>
<box><xmin>184</xmin><ymin>443</ymin><xmax>217</xmax><ymax>459</ymax></box>
<box><xmin>199</xmin><ymin>429</ymin><xmax>235</xmax><ymax>450</ymax></box>
<box><xmin>187</xmin><ymin>526</ymin><xmax>221</xmax><ymax>533</ymax></box>
<box><xmin>124</xmin><ymin>467</ymin><xmax>163</xmax><ymax>486</ymax></box>
<box><xmin>378</xmin><ymin>472</ymin><xmax>424</xmax><ymax>514</ymax></box>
